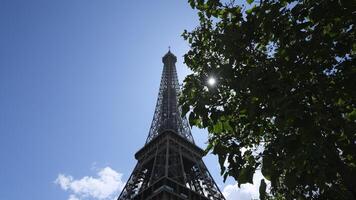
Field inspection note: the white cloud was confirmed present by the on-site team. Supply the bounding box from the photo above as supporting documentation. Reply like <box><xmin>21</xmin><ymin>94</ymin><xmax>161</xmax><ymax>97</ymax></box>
<box><xmin>68</xmin><ymin>194</ymin><xmax>80</xmax><ymax>200</ymax></box>
<box><xmin>223</xmin><ymin>170</ymin><xmax>269</xmax><ymax>200</ymax></box>
<box><xmin>55</xmin><ymin>167</ymin><xmax>125</xmax><ymax>200</ymax></box>
<box><xmin>55</xmin><ymin>166</ymin><xmax>268</xmax><ymax>200</ymax></box>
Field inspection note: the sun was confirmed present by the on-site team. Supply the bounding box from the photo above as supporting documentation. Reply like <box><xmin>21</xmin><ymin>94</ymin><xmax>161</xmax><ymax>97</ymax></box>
<box><xmin>208</xmin><ymin>77</ymin><xmax>216</xmax><ymax>86</ymax></box>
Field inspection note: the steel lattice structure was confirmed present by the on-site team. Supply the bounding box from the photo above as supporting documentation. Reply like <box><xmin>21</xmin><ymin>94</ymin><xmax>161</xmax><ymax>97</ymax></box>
<box><xmin>146</xmin><ymin>51</ymin><xmax>194</xmax><ymax>144</ymax></box>
<box><xmin>118</xmin><ymin>51</ymin><xmax>225</xmax><ymax>200</ymax></box>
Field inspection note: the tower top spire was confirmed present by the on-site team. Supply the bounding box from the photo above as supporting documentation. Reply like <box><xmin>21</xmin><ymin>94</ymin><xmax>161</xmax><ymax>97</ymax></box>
<box><xmin>146</xmin><ymin>51</ymin><xmax>193</xmax><ymax>144</ymax></box>
<box><xmin>162</xmin><ymin>49</ymin><xmax>177</xmax><ymax>64</ymax></box>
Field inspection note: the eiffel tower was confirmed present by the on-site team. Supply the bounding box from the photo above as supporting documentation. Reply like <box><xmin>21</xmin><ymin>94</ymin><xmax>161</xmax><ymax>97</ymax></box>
<box><xmin>118</xmin><ymin>50</ymin><xmax>225</xmax><ymax>200</ymax></box>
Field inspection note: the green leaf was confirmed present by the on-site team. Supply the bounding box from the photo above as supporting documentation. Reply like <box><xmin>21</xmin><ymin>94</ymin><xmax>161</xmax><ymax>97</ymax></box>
<box><xmin>218</xmin><ymin>154</ymin><xmax>226</xmax><ymax>175</ymax></box>
<box><xmin>261</xmin><ymin>155</ymin><xmax>273</xmax><ymax>181</ymax></box>
<box><xmin>188</xmin><ymin>0</ymin><xmax>195</xmax><ymax>8</ymax></box>
<box><xmin>246</xmin><ymin>0</ymin><xmax>254</xmax><ymax>4</ymax></box>
<box><xmin>205</xmin><ymin>142</ymin><xmax>213</xmax><ymax>154</ymax></box>
<box><xmin>246</xmin><ymin>8</ymin><xmax>253</xmax><ymax>14</ymax></box>
<box><xmin>213</xmin><ymin>120</ymin><xmax>223</xmax><ymax>133</ymax></box>
<box><xmin>346</xmin><ymin>108</ymin><xmax>356</xmax><ymax>121</ymax></box>
<box><xmin>188</xmin><ymin>110</ymin><xmax>203</xmax><ymax>127</ymax></box>
<box><xmin>259</xmin><ymin>179</ymin><xmax>267</xmax><ymax>200</ymax></box>
<box><xmin>223</xmin><ymin>120</ymin><xmax>233</xmax><ymax>132</ymax></box>
<box><xmin>237</xmin><ymin>166</ymin><xmax>254</xmax><ymax>186</ymax></box>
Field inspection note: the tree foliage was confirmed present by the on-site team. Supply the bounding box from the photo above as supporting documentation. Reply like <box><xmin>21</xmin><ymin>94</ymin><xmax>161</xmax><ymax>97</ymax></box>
<box><xmin>181</xmin><ymin>0</ymin><xmax>355</xmax><ymax>199</ymax></box>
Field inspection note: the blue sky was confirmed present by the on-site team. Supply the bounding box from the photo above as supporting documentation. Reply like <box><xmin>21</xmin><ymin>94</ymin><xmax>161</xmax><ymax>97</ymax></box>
<box><xmin>0</xmin><ymin>0</ymin><xmax>263</xmax><ymax>199</ymax></box>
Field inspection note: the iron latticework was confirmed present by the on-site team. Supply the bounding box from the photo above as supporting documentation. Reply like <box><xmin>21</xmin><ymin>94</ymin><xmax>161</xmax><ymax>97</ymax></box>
<box><xmin>146</xmin><ymin>51</ymin><xmax>194</xmax><ymax>144</ymax></box>
<box><xmin>118</xmin><ymin>51</ymin><xmax>225</xmax><ymax>200</ymax></box>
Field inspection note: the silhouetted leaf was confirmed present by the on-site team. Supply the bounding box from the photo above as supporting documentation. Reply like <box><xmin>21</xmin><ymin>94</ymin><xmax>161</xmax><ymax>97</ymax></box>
<box><xmin>246</xmin><ymin>0</ymin><xmax>254</xmax><ymax>5</ymax></box>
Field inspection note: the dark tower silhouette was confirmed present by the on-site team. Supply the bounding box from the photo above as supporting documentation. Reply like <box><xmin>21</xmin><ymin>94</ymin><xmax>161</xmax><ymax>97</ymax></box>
<box><xmin>118</xmin><ymin>51</ymin><xmax>225</xmax><ymax>200</ymax></box>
